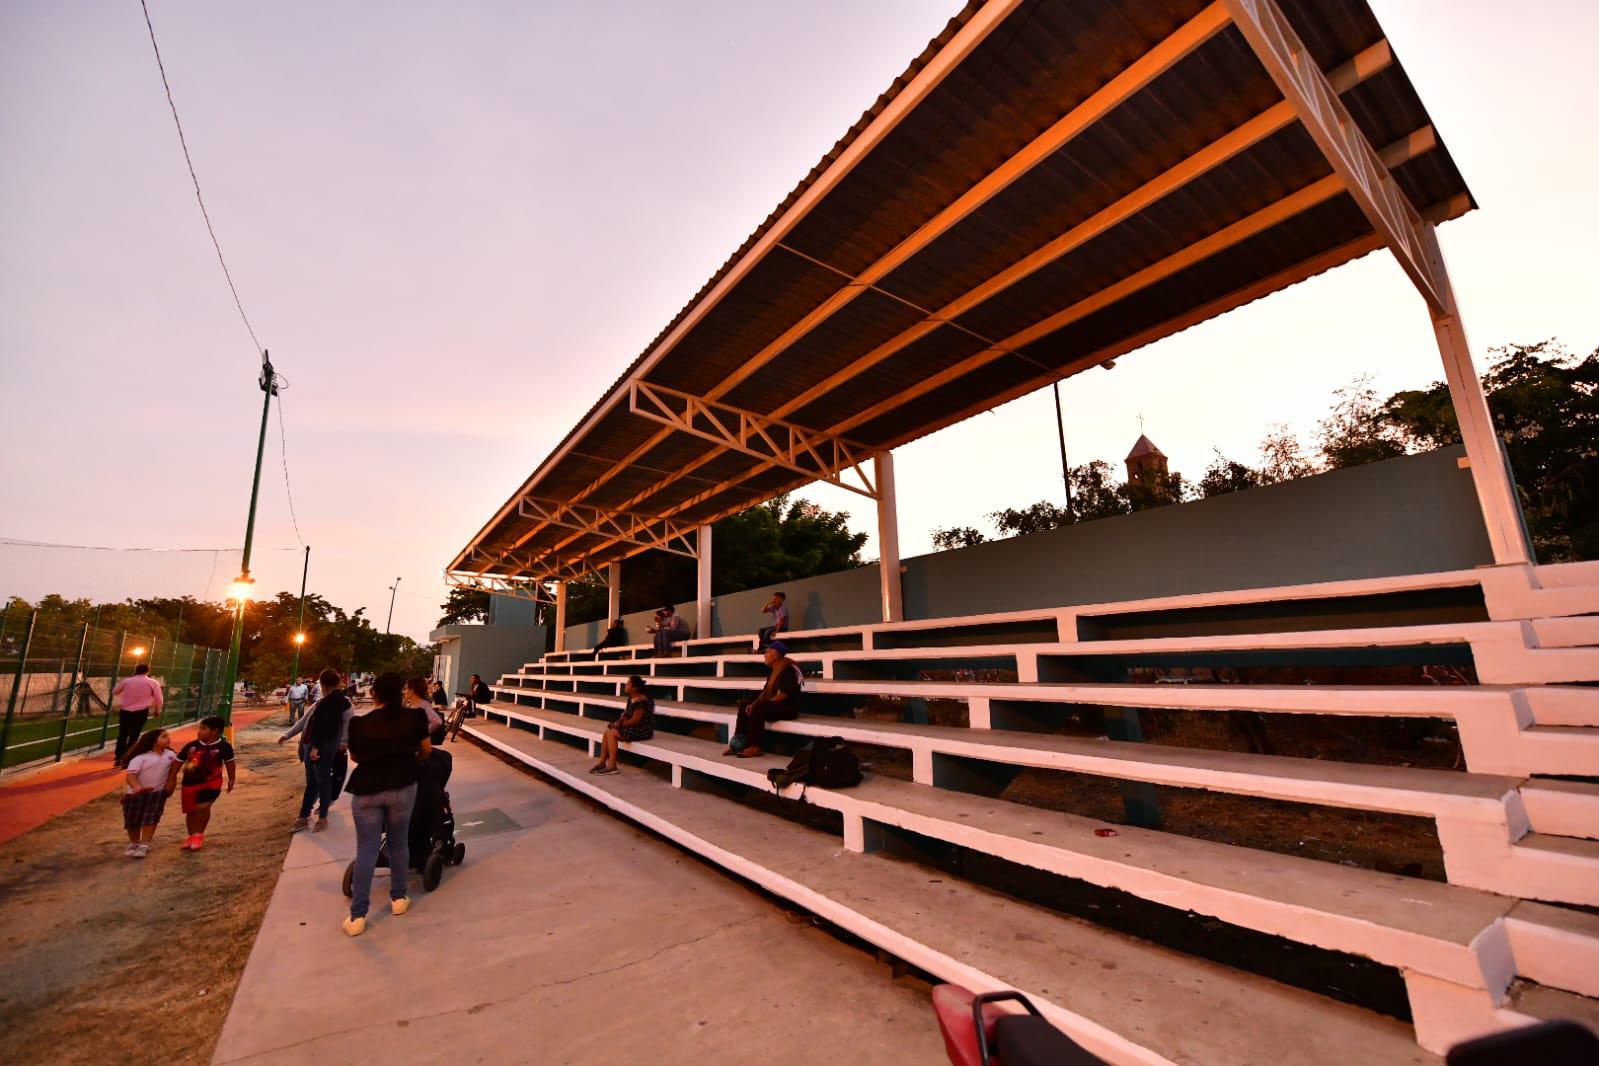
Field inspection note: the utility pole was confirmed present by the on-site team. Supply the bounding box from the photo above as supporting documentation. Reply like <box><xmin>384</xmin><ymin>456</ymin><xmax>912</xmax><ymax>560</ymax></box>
<box><xmin>1052</xmin><ymin>381</ymin><xmax>1073</xmax><ymax>518</ymax></box>
<box><xmin>289</xmin><ymin>545</ymin><xmax>311</xmax><ymax>681</ymax></box>
<box><xmin>218</xmin><ymin>353</ymin><xmax>277</xmax><ymax>738</ymax></box>
<box><xmin>386</xmin><ymin>577</ymin><xmax>400</xmax><ymax>634</ymax></box>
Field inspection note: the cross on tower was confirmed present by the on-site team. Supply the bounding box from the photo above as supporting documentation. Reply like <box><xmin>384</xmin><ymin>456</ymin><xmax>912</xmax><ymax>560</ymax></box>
<box><xmin>1137</xmin><ymin>412</ymin><xmax>1145</xmax><ymax>433</ymax></box>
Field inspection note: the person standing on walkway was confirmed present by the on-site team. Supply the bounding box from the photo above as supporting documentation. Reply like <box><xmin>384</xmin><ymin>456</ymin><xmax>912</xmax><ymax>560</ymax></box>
<box><xmin>285</xmin><ymin>677</ymin><xmax>310</xmax><ymax>724</ymax></box>
<box><xmin>342</xmin><ymin>672</ymin><xmax>431</xmax><ymax>937</ymax></box>
<box><xmin>112</xmin><ymin>663</ymin><xmax>164</xmax><ymax>769</ymax></box>
<box><xmin>278</xmin><ymin>668</ymin><xmax>350</xmax><ymax>833</ymax></box>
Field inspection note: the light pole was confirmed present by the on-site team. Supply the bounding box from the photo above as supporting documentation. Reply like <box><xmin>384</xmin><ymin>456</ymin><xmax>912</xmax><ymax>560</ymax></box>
<box><xmin>289</xmin><ymin>545</ymin><xmax>311</xmax><ymax>681</ymax></box>
<box><xmin>386</xmin><ymin>577</ymin><xmax>400</xmax><ymax>635</ymax></box>
<box><xmin>1052</xmin><ymin>380</ymin><xmax>1073</xmax><ymax>519</ymax></box>
<box><xmin>218</xmin><ymin>354</ymin><xmax>277</xmax><ymax>738</ymax></box>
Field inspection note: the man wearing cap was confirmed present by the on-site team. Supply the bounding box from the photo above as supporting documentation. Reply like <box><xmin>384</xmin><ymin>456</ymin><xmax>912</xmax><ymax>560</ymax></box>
<box><xmin>651</xmin><ymin>604</ymin><xmax>690</xmax><ymax>657</ymax></box>
<box><xmin>724</xmin><ymin>641</ymin><xmax>802</xmax><ymax>758</ymax></box>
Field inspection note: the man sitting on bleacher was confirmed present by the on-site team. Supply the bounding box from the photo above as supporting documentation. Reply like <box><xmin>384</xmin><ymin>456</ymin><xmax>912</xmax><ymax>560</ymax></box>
<box><xmin>650</xmin><ymin>605</ymin><xmax>690</xmax><ymax>656</ymax></box>
<box><xmin>723</xmin><ymin>641</ymin><xmax>802</xmax><ymax>759</ymax></box>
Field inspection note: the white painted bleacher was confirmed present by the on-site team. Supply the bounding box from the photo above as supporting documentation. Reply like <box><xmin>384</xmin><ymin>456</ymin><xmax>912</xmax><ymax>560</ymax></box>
<box><xmin>467</xmin><ymin>561</ymin><xmax>1599</xmax><ymax>1058</ymax></box>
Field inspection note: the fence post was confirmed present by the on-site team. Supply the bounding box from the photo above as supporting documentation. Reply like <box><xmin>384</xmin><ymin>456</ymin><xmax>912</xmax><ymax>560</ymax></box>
<box><xmin>100</xmin><ymin>631</ymin><xmax>128</xmax><ymax>749</ymax></box>
<box><xmin>1</xmin><ymin>610</ymin><xmax>39</xmax><ymax>767</ymax></box>
<box><xmin>54</xmin><ymin>622</ymin><xmax>90</xmax><ymax>762</ymax></box>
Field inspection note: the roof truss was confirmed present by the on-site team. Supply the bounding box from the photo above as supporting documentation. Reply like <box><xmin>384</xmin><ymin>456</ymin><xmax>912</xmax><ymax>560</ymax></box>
<box><xmin>516</xmin><ymin>497</ymin><xmax>700</xmax><ymax>559</ymax></box>
<box><xmin>627</xmin><ymin>381</ymin><xmax>878</xmax><ymax>498</ymax></box>
<box><xmin>1222</xmin><ymin>0</ymin><xmax>1445</xmax><ymax>311</ymax></box>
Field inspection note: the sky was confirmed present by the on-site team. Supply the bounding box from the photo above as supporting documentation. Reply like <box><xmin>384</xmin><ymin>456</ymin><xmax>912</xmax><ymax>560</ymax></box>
<box><xmin>2</xmin><ymin>0</ymin><xmax>1596</xmax><ymax>644</ymax></box>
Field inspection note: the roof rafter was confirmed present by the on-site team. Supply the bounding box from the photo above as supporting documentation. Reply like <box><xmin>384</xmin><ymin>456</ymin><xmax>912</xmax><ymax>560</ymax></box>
<box><xmin>516</xmin><ymin>496</ymin><xmax>700</xmax><ymax>559</ymax></box>
<box><xmin>628</xmin><ymin>381</ymin><xmax>878</xmax><ymax>499</ymax></box>
<box><xmin>534</xmin><ymin>38</ymin><xmax>1398</xmax><ymax>563</ymax></box>
<box><xmin>472</xmin><ymin>2</ymin><xmax>1229</xmax><ymax>564</ymax></box>
<box><xmin>1222</xmin><ymin>0</ymin><xmax>1445</xmax><ymax>311</ymax></box>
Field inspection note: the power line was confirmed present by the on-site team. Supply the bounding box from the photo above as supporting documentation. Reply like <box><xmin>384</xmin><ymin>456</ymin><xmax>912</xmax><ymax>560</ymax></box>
<box><xmin>274</xmin><ymin>387</ymin><xmax>307</xmax><ymax>546</ymax></box>
<box><xmin>137</xmin><ymin>0</ymin><xmax>264</xmax><ymax>363</ymax></box>
<box><xmin>0</xmin><ymin>537</ymin><xmax>301</xmax><ymax>553</ymax></box>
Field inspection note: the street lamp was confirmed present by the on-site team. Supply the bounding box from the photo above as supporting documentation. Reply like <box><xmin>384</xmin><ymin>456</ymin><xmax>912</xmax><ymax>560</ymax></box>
<box><xmin>226</xmin><ymin>576</ymin><xmax>256</xmax><ymax>604</ymax></box>
<box><xmin>130</xmin><ymin>645</ymin><xmax>148</xmax><ymax>659</ymax></box>
<box><xmin>293</xmin><ymin>632</ymin><xmax>306</xmax><ymax>646</ymax></box>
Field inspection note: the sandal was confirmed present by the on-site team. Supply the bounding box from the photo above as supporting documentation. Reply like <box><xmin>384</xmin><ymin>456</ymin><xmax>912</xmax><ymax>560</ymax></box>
<box><xmin>735</xmin><ymin>747</ymin><xmax>763</xmax><ymax>759</ymax></box>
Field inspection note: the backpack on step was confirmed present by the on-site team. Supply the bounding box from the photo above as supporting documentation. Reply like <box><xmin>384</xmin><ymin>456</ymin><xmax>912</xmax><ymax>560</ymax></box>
<box><xmin>766</xmin><ymin>736</ymin><xmax>862</xmax><ymax>792</ymax></box>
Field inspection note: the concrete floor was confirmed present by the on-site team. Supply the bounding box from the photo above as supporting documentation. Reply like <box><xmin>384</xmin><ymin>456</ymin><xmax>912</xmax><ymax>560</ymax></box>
<box><xmin>213</xmin><ymin>742</ymin><xmax>942</xmax><ymax>1065</ymax></box>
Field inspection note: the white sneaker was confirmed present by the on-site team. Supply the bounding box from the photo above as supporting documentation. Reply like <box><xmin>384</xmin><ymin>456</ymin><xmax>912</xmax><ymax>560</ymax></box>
<box><xmin>124</xmin><ymin>842</ymin><xmax>139</xmax><ymax>857</ymax></box>
<box><xmin>132</xmin><ymin>844</ymin><xmax>149</xmax><ymax>859</ymax></box>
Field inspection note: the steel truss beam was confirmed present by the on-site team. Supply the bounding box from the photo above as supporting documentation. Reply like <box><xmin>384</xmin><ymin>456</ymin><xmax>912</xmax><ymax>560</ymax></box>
<box><xmin>627</xmin><ymin>381</ymin><xmax>878</xmax><ymax>498</ymax></box>
<box><xmin>444</xmin><ymin>569</ymin><xmax>553</xmax><ymax>604</ymax></box>
<box><xmin>516</xmin><ymin>496</ymin><xmax>700</xmax><ymax>559</ymax></box>
<box><xmin>1222</xmin><ymin>0</ymin><xmax>1446</xmax><ymax>312</ymax></box>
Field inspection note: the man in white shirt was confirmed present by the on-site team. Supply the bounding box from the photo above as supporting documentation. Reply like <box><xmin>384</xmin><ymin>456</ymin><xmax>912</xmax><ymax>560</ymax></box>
<box><xmin>286</xmin><ymin>678</ymin><xmax>310</xmax><ymax>723</ymax></box>
<box><xmin>112</xmin><ymin>663</ymin><xmax>164</xmax><ymax>768</ymax></box>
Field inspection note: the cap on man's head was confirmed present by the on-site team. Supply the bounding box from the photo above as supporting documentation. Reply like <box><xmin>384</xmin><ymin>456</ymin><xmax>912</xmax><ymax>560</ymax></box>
<box><xmin>767</xmin><ymin>640</ymin><xmax>789</xmax><ymax>655</ymax></box>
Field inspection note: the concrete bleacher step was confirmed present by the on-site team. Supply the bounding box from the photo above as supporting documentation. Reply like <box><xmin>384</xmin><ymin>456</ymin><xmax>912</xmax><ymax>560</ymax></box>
<box><xmin>489</xmin><ymin>687</ymin><xmax>1599</xmax><ymax>908</ymax></box>
<box><xmin>1519</xmin><ymin>779</ymin><xmax>1599</xmax><ymax>840</ymax></box>
<box><xmin>490</xmin><ymin>703</ymin><xmax>1528</xmax><ymax>989</ymax></box>
<box><xmin>462</xmin><ymin>718</ymin><xmax>1439</xmax><ymax>1064</ymax></box>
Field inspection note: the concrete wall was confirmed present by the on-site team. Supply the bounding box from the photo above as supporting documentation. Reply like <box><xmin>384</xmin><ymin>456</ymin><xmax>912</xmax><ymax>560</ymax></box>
<box><xmin>432</xmin><ymin>622</ymin><xmax>547</xmax><ymax>696</ymax></box>
<box><xmin>565</xmin><ymin>446</ymin><xmax>1492</xmax><ymax>646</ymax></box>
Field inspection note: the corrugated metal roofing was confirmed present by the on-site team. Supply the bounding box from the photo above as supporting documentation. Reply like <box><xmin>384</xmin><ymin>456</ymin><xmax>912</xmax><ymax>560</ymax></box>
<box><xmin>450</xmin><ymin>0</ymin><xmax>1475</xmax><ymax>584</ymax></box>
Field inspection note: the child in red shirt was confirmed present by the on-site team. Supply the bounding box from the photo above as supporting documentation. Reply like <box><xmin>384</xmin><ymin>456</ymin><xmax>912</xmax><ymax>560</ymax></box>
<box><xmin>176</xmin><ymin>716</ymin><xmax>237</xmax><ymax>851</ymax></box>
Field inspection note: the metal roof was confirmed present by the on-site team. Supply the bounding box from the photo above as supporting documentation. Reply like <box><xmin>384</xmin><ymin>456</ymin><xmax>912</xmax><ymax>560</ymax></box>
<box><xmin>449</xmin><ymin>0</ymin><xmax>1475</xmax><ymax>588</ymax></box>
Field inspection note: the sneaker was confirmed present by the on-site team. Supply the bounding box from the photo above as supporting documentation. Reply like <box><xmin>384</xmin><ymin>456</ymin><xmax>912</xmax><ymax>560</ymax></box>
<box><xmin>290</xmin><ymin>817</ymin><xmax>310</xmax><ymax>833</ymax></box>
<box><xmin>342</xmin><ymin>915</ymin><xmax>367</xmax><ymax>937</ymax></box>
<box><xmin>124</xmin><ymin>842</ymin><xmax>139</xmax><ymax>857</ymax></box>
<box><xmin>593</xmin><ymin>765</ymin><xmax>619</xmax><ymax>775</ymax></box>
<box><xmin>180</xmin><ymin>835</ymin><xmax>197</xmax><ymax>851</ymax></box>
<box><xmin>133</xmin><ymin>844</ymin><xmax>149</xmax><ymax>859</ymax></box>
<box><xmin>190</xmin><ymin>834</ymin><xmax>205</xmax><ymax>851</ymax></box>
<box><xmin>313</xmin><ymin>818</ymin><xmax>329</xmax><ymax>833</ymax></box>
<box><xmin>391</xmin><ymin>897</ymin><xmax>410</xmax><ymax>916</ymax></box>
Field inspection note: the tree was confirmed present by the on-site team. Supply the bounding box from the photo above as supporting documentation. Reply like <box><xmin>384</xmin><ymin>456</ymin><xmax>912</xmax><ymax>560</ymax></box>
<box><xmin>1069</xmin><ymin>461</ymin><xmax>1132</xmax><ymax>521</ymax></box>
<box><xmin>1318</xmin><ymin>376</ymin><xmax>1407</xmax><ymax>469</ymax></box>
<box><xmin>437</xmin><ymin>587</ymin><xmax>489</xmax><ymax>626</ymax></box>
<box><xmin>1258</xmin><ymin>423</ymin><xmax>1316</xmax><ymax>484</ymax></box>
<box><xmin>1383</xmin><ymin>340</ymin><xmax>1599</xmax><ymax>560</ymax></box>
<box><xmin>1197</xmin><ymin>451</ymin><xmax>1263</xmax><ymax>498</ymax></box>
<box><xmin>991</xmin><ymin>500</ymin><xmax>1072</xmax><ymax>538</ymax></box>
<box><xmin>931</xmin><ymin>526</ymin><xmax>988</xmax><ymax>550</ymax></box>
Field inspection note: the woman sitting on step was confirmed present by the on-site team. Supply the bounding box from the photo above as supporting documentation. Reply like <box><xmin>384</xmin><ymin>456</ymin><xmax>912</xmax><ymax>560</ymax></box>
<box><xmin>590</xmin><ymin>676</ymin><xmax>655</xmax><ymax>775</ymax></box>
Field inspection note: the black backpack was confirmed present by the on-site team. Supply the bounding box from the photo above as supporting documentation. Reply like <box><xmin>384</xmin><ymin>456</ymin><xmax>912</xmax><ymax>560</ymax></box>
<box><xmin>766</xmin><ymin>736</ymin><xmax>862</xmax><ymax>792</ymax></box>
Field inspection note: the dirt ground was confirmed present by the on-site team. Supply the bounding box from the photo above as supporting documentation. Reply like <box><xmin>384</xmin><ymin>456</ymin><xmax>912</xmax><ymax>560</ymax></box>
<box><xmin>0</xmin><ymin>712</ymin><xmax>302</xmax><ymax>1066</ymax></box>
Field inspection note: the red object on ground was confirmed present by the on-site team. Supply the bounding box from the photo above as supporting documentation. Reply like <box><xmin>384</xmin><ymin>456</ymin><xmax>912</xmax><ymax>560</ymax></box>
<box><xmin>934</xmin><ymin>984</ymin><xmax>1004</xmax><ymax>1066</ymax></box>
<box><xmin>1094</xmin><ymin>828</ymin><xmax>1118</xmax><ymax>838</ymax></box>
<box><xmin>0</xmin><ymin>709</ymin><xmax>275</xmax><ymax>847</ymax></box>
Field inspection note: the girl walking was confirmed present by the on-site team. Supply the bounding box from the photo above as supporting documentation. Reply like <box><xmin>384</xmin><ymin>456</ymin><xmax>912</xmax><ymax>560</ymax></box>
<box><xmin>121</xmin><ymin>728</ymin><xmax>178</xmax><ymax>858</ymax></box>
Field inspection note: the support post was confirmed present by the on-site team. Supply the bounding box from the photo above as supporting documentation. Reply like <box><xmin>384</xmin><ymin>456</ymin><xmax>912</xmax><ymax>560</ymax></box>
<box><xmin>696</xmin><ymin>524</ymin><xmax>713</xmax><ymax>638</ymax></box>
<box><xmin>219</xmin><ymin>354</ymin><xmax>277</xmax><ymax>738</ymax></box>
<box><xmin>290</xmin><ymin>545</ymin><xmax>310</xmax><ymax>681</ymax></box>
<box><xmin>607</xmin><ymin>562</ymin><xmax>622</xmax><ymax>624</ymax></box>
<box><xmin>553</xmin><ymin>581</ymin><xmax>568</xmax><ymax>653</ymax></box>
<box><xmin>99</xmin><ymin>630</ymin><xmax>128</xmax><ymax>749</ymax></box>
<box><xmin>55</xmin><ymin>622</ymin><xmax>90</xmax><ymax>762</ymax></box>
<box><xmin>1421</xmin><ymin>225</ymin><xmax>1534</xmax><ymax>566</ymax></box>
<box><xmin>874</xmin><ymin>451</ymin><xmax>903</xmax><ymax>623</ymax></box>
<box><xmin>0</xmin><ymin>609</ymin><xmax>38</xmax><ymax>764</ymax></box>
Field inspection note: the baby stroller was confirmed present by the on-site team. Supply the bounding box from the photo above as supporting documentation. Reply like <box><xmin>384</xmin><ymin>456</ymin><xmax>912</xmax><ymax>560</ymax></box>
<box><xmin>343</xmin><ymin>748</ymin><xmax>464</xmax><ymax>896</ymax></box>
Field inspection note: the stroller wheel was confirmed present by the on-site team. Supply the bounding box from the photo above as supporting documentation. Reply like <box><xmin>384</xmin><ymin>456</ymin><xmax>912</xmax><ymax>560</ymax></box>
<box><xmin>452</xmin><ymin>841</ymin><xmax>466</xmax><ymax>866</ymax></box>
<box><xmin>342</xmin><ymin>861</ymin><xmax>355</xmax><ymax>898</ymax></box>
<box><xmin>423</xmin><ymin>850</ymin><xmax>445</xmax><ymax>892</ymax></box>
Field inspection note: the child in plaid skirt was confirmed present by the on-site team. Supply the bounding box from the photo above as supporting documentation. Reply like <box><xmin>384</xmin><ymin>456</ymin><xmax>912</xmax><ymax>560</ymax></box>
<box><xmin>122</xmin><ymin>728</ymin><xmax>178</xmax><ymax>859</ymax></box>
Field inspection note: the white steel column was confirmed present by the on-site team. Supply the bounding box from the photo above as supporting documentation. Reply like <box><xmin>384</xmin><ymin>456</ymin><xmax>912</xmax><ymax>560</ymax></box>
<box><xmin>875</xmin><ymin>451</ymin><xmax>903</xmax><ymax>623</ymax></box>
<box><xmin>607</xmin><ymin>562</ymin><xmax>622</xmax><ymax>622</ymax></box>
<box><xmin>696</xmin><ymin>525</ymin><xmax>713</xmax><ymax>638</ymax></box>
<box><xmin>1422</xmin><ymin>225</ymin><xmax>1534</xmax><ymax>566</ymax></box>
<box><xmin>553</xmin><ymin>581</ymin><xmax>568</xmax><ymax>652</ymax></box>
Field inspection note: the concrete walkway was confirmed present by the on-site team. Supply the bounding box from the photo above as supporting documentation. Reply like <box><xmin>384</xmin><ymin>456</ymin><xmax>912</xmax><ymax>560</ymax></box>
<box><xmin>214</xmin><ymin>740</ymin><xmax>941</xmax><ymax>1064</ymax></box>
<box><xmin>0</xmin><ymin>707</ymin><xmax>278</xmax><ymax>846</ymax></box>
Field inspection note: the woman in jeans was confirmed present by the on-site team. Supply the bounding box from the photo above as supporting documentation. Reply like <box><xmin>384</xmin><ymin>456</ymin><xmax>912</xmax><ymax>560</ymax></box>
<box><xmin>342</xmin><ymin>672</ymin><xmax>431</xmax><ymax>937</ymax></box>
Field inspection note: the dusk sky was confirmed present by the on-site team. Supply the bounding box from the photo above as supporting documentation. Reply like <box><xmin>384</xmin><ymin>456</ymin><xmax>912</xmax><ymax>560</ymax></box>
<box><xmin>2</xmin><ymin>1</ymin><xmax>1596</xmax><ymax>643</ymax></box>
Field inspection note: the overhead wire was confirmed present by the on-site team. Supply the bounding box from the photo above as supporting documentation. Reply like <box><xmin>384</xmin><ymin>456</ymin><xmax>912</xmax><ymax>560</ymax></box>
<box><xmin>272</xmin><ymin>381</ymin><xmax>308</xmax><ymax>547</ymax></box>
<box><xmin>137</xmin><ymin>0</ymin><xmax>264</xmax><ymax>363</ymax></box>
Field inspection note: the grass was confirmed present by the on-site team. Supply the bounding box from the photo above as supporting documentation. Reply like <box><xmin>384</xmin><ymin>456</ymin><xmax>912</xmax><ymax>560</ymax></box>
<box><xmin>0</xmin><ymin>702</ymin><xmax>210</xmax><ymax>769</ymax></box>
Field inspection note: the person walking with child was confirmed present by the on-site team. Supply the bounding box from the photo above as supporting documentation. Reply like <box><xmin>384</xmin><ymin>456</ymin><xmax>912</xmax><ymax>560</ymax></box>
<box><xmin>342</xmin><ymin>672</ymin><xmax>432</xmax><ymax>937</ymax></box>
<box><xmin>120</xmin><ymin>728</ymin><xmax>179</xmax><ymax>858</ymax></box>
<box><xmin>112</xmin><ymin>662</ymin><xmax>164</xmax><ymax>768</ymax></box>
<box><xmin>176</xmin><ymin>716</ymin><xmax>236</xmax><ymax>851</ymax></box>
<box><xmin>590</xmin><ymin>676</ymin><xmax>654</xmax><ymax>775</ymax></box>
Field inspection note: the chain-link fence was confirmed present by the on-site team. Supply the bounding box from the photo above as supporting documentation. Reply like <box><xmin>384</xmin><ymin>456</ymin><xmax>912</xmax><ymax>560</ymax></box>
<box><xmin>0</xmin><ymin>605</ymin><xmax>227</xmax><ymax>772</ymax></box>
